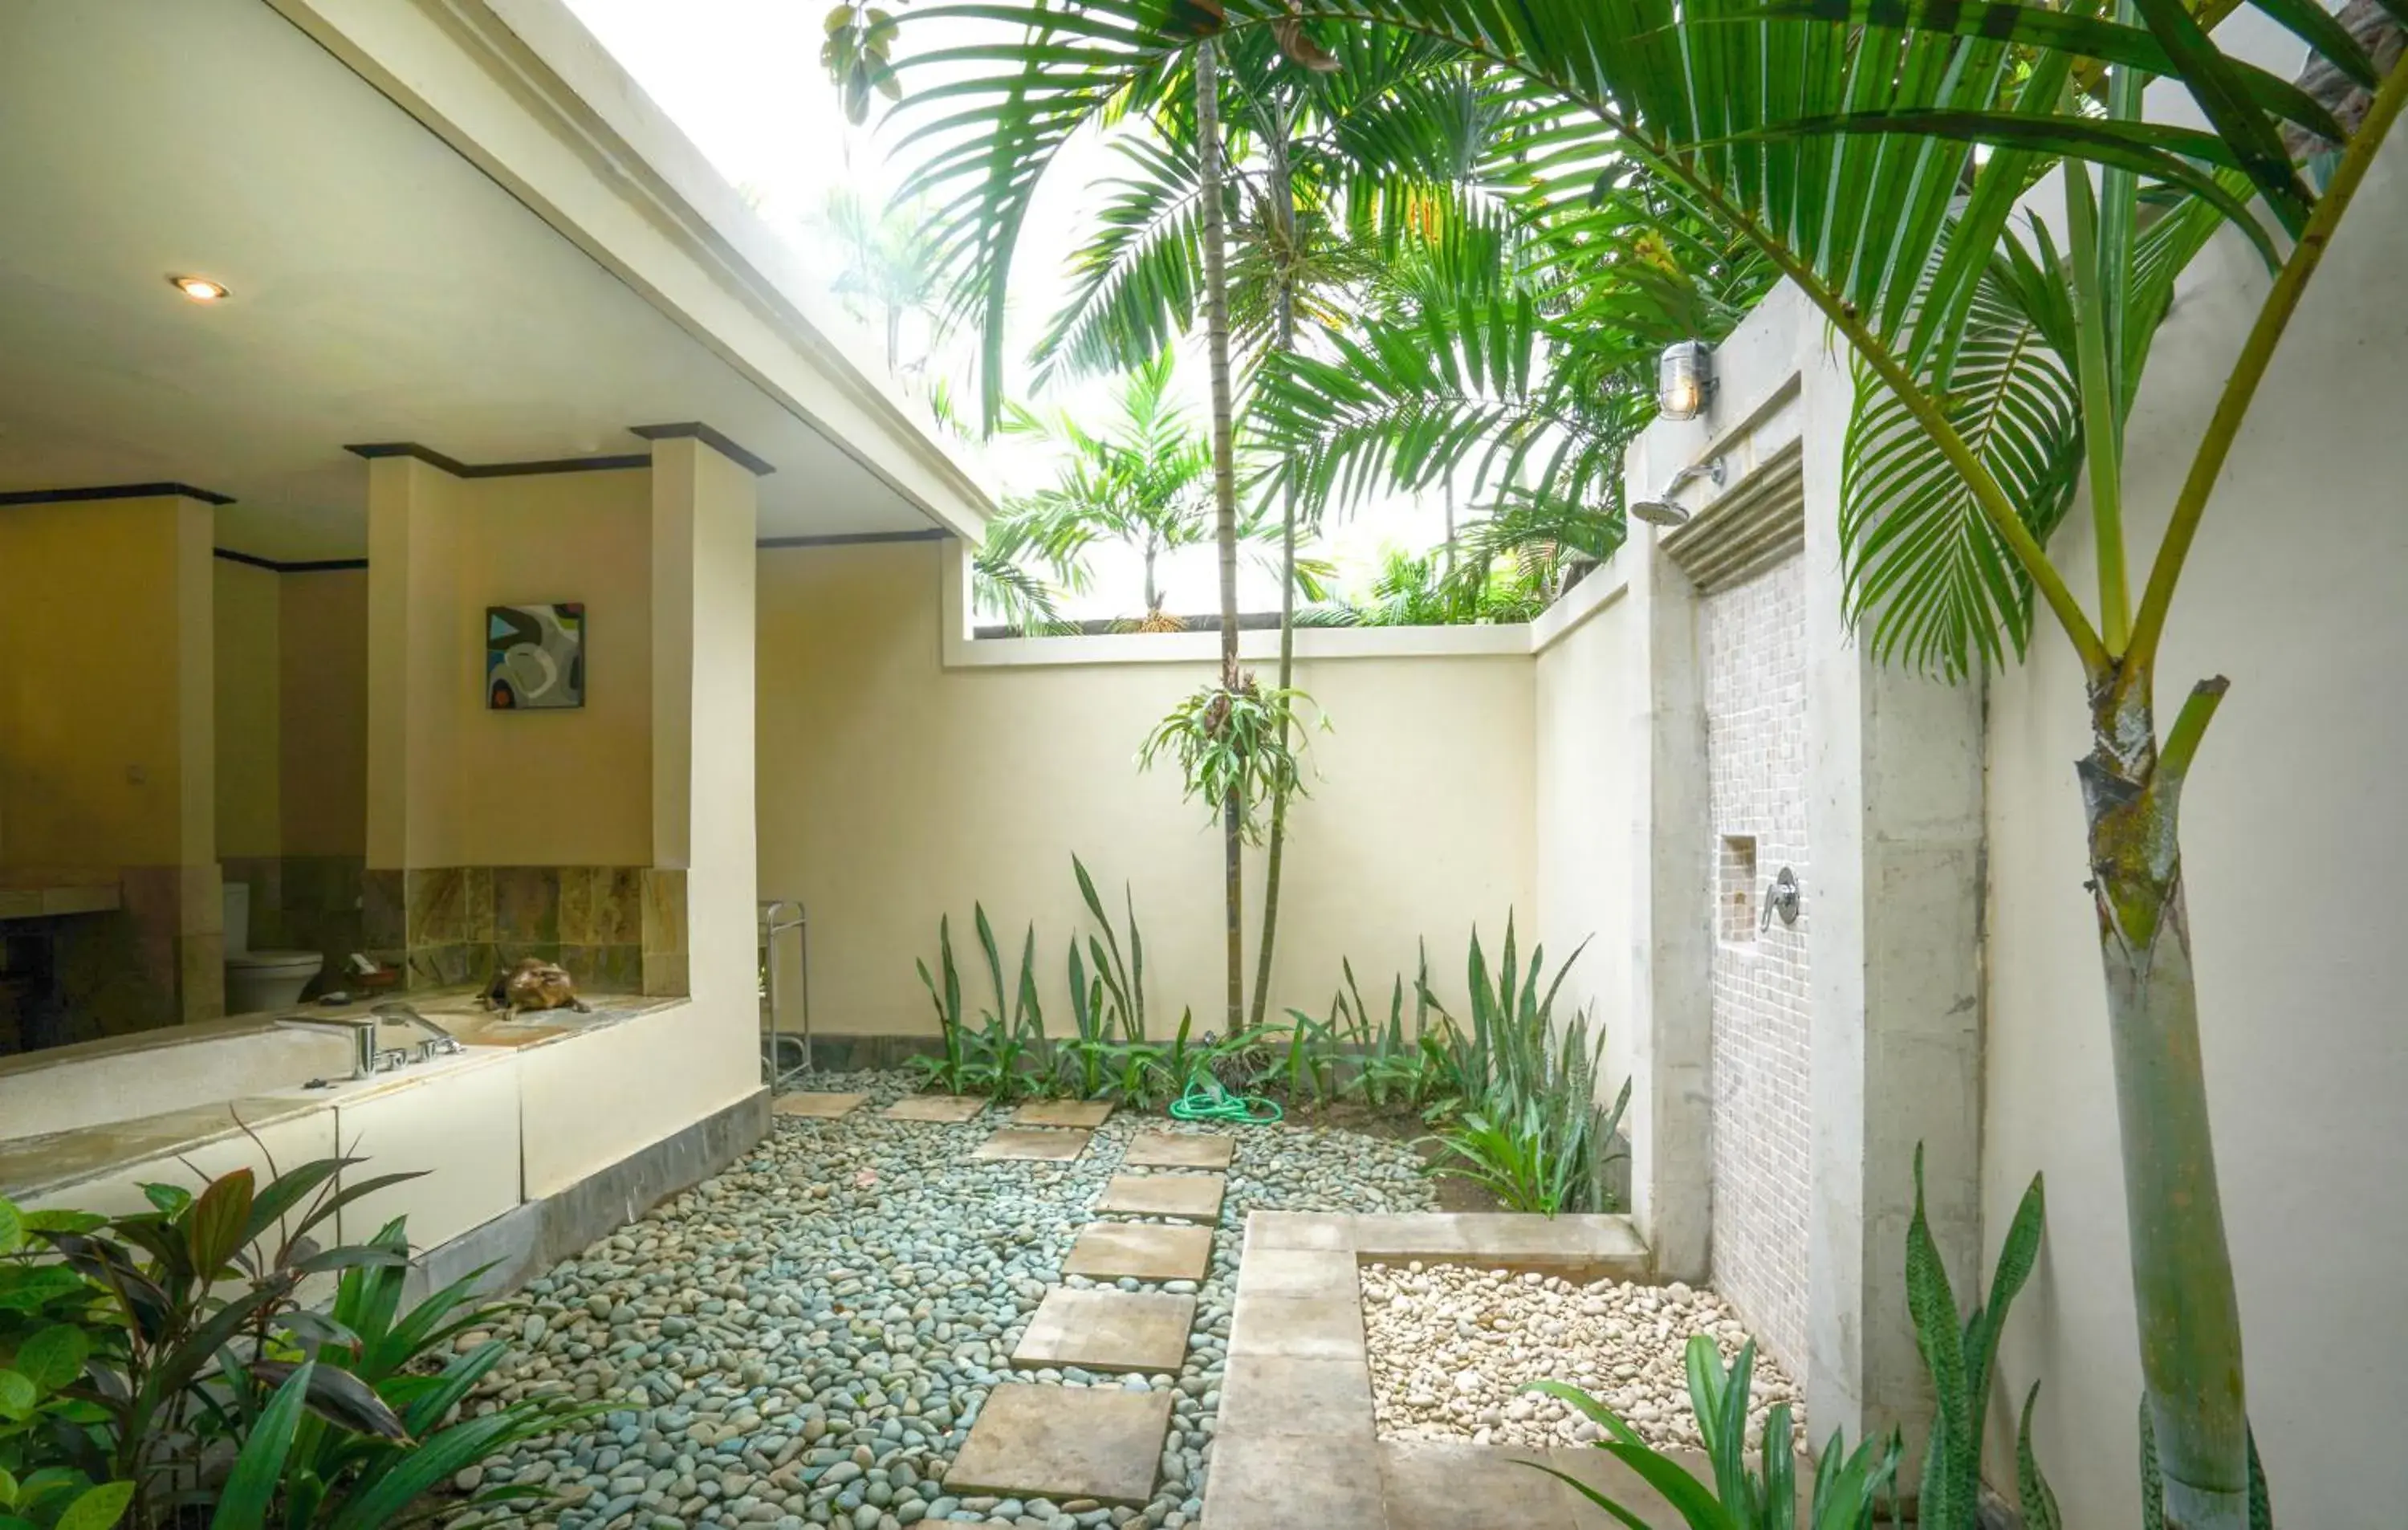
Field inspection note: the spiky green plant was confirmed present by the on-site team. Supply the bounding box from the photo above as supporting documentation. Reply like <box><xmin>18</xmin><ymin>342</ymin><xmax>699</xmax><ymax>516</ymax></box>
<box><xmin>1417</xmin><ymin>918</ymin><xmax>1630</xmax><ymax>1214</ymax></box>
<box><xmin>909</xmin><ymin>914</ymin><xmax>970</xmax><ymax>1095</ymax></box>
<box><xmin>1907</xmin><ymin>1146</ymin><xmax>2053</xmax><ymax>1530</ymax></box>
<box><xmin>1525</xmin><ymin>1337</ymin><xmax>1902</xmax><ymax>1529</ymax></box>
<box><xmin>1072</xmin><ymin>855</ymin><xmax>1149</xmax><ymax>1043</ymax></box>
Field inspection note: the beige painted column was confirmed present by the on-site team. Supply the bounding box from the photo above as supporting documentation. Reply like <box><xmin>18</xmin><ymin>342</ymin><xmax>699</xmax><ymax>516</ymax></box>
<box><xmin>646</xmin><ymin>436</ymin><xmax>759</xmax><ymax>1097</ymax></box>
<box><xmin>364</xmin><ymin>455</ymin><xmax>463</xmax><ymax>877</ymax></box>
<box><xmin>0</xmin><ymin>491</ymin><xmax>221</xmax><ymax>1028</ymax></box>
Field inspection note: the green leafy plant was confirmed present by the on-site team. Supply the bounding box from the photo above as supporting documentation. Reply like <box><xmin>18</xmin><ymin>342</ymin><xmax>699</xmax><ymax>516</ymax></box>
<box><xmin>1263</xmin><ymin>1011</ymin><xmax>1341</xmax><ymax>1105</ymax></box>
<box><xmin>1138</xmin><ymin>672</ymin><xmax>1321</xmax><ymax>849</ymax></box>
<box><xmin>909</xmin><ymin>914</ymin><xmax>972</xmax><ymax>1095</ymax></box>
<box><xmin>912</xmin><ymin>904</ymin><xmax>1055</xmax><ymax>1101</ymax></box>
<box><xmin>1525</xmin><ymin>1336</ymin><xmax>1902</xmax><ymax>1529</ymax></box>
<box><xmin>1072</xmin><ymin>856</ymin><xmax>1149</xmax><ymax>1044</ymax></box>
<box><xmin>1906</xmin><ymin>1149</ymin><xmax>2064</xmax><ymax>1530</ymax></box>
<box><xmin>1416</xmin><ymin>918</ymin><xmax>1631</xmax><ymax>1214</ymax></box>
<box><xmin>0</xmin><ymin>1194</ymin><xmax>135</xmax><ymax>1530</ymax></box>
<box><xmin>0</xmin><ymin>1161</ymin><xmax>577</xmax><ymax>1530</ymax></box>
<box><xmin>1423</xmin><ymin>1093</ymin><xmax>1618</xmax><ymax>1215</ymax></box>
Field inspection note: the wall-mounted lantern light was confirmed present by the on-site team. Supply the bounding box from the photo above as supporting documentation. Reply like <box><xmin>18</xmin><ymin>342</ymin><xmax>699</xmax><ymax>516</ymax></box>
<box><xmin>1658</xmin><ymin>340</ymin><xmax>1714</xmax><ymax>421</ymax></box>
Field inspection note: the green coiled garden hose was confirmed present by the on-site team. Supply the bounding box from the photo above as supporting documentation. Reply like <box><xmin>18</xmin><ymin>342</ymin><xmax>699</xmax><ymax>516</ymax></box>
<box><xmin>1169</xmin><ymin>1075</ymin><xmax>1283</xmax><ymax>1125</ymax></box>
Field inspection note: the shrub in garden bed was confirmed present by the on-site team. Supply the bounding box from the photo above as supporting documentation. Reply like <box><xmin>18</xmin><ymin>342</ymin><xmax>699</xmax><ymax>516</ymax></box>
<box><xmin>0</xmin><ymin>1156</ymin><xmax>579</xmax><ymax>1530</ymax></box>
<box><xmin>905</xmin><ymin>857</ymin><xmax>1631</xmax><ymax>1215</ymax></box>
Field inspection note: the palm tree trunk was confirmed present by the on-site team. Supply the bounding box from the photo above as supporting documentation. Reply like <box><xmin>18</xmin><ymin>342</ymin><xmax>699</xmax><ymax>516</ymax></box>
<box><xmin>1195</xmin><ymin>39</ymin><xmax>1244</xmax><ymax>1035</ymax></box>
<box><xmin>1247</xmin><ymin>112</ymin><xmax>1301</xmax><ymax>1033</ymax></box>
<box><xmin>2085</xmin><ymin>672</ymin><xmax>2247</xmax><ymax>1530</ymax></box>
<box><xmin>1144</xmin><ymin>541</ymin><xmax>1160</xmax><ymax>616</ymax></box>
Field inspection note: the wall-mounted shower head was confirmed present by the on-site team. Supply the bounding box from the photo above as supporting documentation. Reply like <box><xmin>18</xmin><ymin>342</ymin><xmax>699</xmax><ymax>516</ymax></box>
<box><xmin>1629</xmin><ymin>455</ymin><xmax>1727</xmax><ymax>527</ymax></box>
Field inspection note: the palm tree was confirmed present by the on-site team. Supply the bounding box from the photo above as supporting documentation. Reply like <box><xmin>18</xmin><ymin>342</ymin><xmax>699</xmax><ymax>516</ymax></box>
<box><xmin>820</xmin><ymin>187</ymin><xmax>946</xmax><ymax>372</ymax></box>
<box><xmin>1015</xmin><ymin>33</ymin><xmax>1534</xmax><ymax>1026</ymax></box>
<box><xmin>871</xmin><ymin>14</ymin><xmax>1391</xmax><ymax>1030</ymax></box>
<box><xmin>858</xmin><ymin>0</ymin><xmax>2406</xmax><ymax>1520</ymax></box>
<box><xmin>996</xmin><ymin>352</ymin><xmax>1296</xmax><ymax>625</ymax></box>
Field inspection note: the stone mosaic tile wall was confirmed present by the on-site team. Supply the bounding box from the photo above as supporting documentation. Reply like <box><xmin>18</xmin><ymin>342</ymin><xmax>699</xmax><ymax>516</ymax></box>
<box><xmin>1701</xmin><ymin>553</ymin><xmax>1812</xmax><ymax>1377</ymax></box>
<box><xmin>360</xmin><ymin>865</ymin><xmax>686</xmax><ymax>998</ymax></box>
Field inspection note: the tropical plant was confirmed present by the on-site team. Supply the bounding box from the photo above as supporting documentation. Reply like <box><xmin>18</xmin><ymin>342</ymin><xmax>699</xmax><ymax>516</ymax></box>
<box><xmin>0</xmin><ymin>1198</ymin><xmax>134</xmax><ymax>1530</ymax></box>
<box><xmin>819</xmin><ymin>186</ymin><xmax>946</xmax><ymax>372</ymax></box>
<box><xmin>910</xmin><ymin>913</ymin><xmax>972</xmax><ymax>1095</ymax></box>
<box><xmin>0</xmin><ymin>1162</ymin><xmax>575</xmax><ymax>1530</ymax></box>
<box><xmin>1340</xmin><ymin>544</ymin><xmax>1554</xmax><ymax>626</ymax></box>
<box><xmin>878</xmin><ymin>0</ymin><xmax>2407</xmax><ymax>1510</ymax></box>
<box><xmin>1903</xmin><ymin>1149</ymin><xmax>2055</xmax><ymax>1530</ymax></box>
<box><xmin>1416</xmin><ymin>918</ymin><xmax>1631</xmax><ymax>1215</ymax></box>
<box><xmin>205</xmin><ymin>1217</ymin><xmax>585</xmax><ymax>1528</ymax></box>
<box><xmin>970</xmin><ymin>512</ymin><xmax>1079</xmax><ymax>637</ymax></box>
<box><xmin>1137</xmin><ymin>671</ymin><xmax>1320</xmax><ymax>846</ymax></box>
<box><xmin>1347</xmin><ymin>946</ymin><xmax>1462</xmax><ymax>1113</ymax></box>
<box><xmin>1525</xmin><ymin>1336</ymin><xmax>1903</xmax><ymax>1529</ymax></box>
<box><xmin>991</xmin><ymin>352</ymin><xmax>1330</xmax><ymax>625</ymax></box>
<box><xmin>1519</xmin><ymin>1153</ymin><xmax>2055</xmax><ymax>1530</ymax></box>
<box><xmin>1072</xmin><ymin>855</ymin><xmax>1149</xmax><ymax>1044</ymax></box>
<box><xmin>875</xmin><ymin>22</ymin><xmax>1514</xmax><ymax>1036</ymax></box>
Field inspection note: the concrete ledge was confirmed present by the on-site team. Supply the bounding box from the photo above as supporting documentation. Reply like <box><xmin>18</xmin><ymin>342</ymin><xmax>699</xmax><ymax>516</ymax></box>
<box><xmin>1245</xmin><ymin>1211</ymin><xmax>1651</xmax><ymax>1282</ymax></box>
<box><xmin>1204</xmin><ymin>1209</ymin><xmax>1663</xmax><ymax>1529</ymax></box>
<box><xmin>403</xmin><ymin>1086</ymin><xmax>769</xmax><ymax>1301</ymax></box>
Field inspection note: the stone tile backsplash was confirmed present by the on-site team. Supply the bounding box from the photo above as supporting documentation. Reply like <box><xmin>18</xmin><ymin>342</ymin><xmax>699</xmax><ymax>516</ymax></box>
<box><xmin>358</xmin><ymin>865</ymin><xmax>685</xmax><ymax>999</ymax></box>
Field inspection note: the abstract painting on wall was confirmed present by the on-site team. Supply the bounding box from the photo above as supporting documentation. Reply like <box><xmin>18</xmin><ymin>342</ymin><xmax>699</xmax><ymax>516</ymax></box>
<box><xmin>486</xmin><ymin>603</ymin><xmax>585</xmax><ymax>710</ymax></box>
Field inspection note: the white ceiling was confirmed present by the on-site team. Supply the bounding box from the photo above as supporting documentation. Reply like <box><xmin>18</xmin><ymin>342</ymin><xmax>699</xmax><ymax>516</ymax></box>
<box><xmin>0</xmin><ymin>0</ymin><xmax>940</xmax><ymax>560</ymax></box>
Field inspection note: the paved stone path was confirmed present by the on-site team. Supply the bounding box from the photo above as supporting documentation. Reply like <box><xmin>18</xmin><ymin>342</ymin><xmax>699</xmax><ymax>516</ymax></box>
<box><xmin>940</xmin><ymin>1109</ymin><xmax>1233</xmax><ymax>1510</ymax></box>
<box><xmin>880</xmin><ymin>1095</ymin><xmax>987</xmax><ymax>1122</ymax></box>
<box><xmin>772</xmin><ymin>1092</ymin><xmax>867</xmax><ymax>1119</ymax></box>
<box><xmin>969</xmin><ymin>1127</ymin><xmax>1092</xmax><ymax>1162</ymax></box>
<box><xmin>1011</xmin><ymin>1289</ymin><xmax>1197</xmax><ymax>1373</ymax></box>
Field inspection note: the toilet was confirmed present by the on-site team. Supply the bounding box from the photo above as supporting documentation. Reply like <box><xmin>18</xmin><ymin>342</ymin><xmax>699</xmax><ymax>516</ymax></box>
<box><xmin>222</xmin><ymin>881</ymin><xmax>323</xmax><ymax>1014</ymax></box>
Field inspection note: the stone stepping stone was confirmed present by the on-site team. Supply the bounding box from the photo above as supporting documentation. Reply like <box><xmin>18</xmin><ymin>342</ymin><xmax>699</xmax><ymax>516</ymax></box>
<box><xmin>1011</xmin><ymin>1287</ymin><xmax>1197</xmax><ymax>1373</ymax></box>
<box><xmin>1011</xmin><ymin>1099</ymin><xmax>1115</xmax><ymax>1128</ymax></box>
<box><xmin>1096</xmin><ymin>1172</ymin><xmax>1226</xmax><ymax>1223</ymax></box>
<box><xmin>945</xmin><ymin>1383</ymin><xmax>1173</xmax><ymax>1507</ymax></box>
<box><xmin>771</xmin><ymin>1092</ymin><xmax>866</xmax><ymax>1118</ymax></box>
<box><xmin>970</xmin><ymin>1126</ymin><xmax>1092</xmax><ymax>1162</ymax></box>
<box><xmin>880</xmin><ymin>1095</ymin><xmax>986</xmax><ymax>1123</ymax></box>
<box><xmin>1124</xmin><ymin>1132</ymin><xmax>1235</xmax><ymax>1169</ymax></box>
<box><xmin>1064</xmin><ymin>1221</ymin><xmax>1214</xmax><ymax>1283</ymax></box>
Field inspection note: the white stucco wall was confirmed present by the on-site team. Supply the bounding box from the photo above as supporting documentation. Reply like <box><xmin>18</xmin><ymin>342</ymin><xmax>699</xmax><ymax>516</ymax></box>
<box><xmin>1983</xmin><ymin>130</ymin><xmax>2408</xmax><ymax>1522</ymax></box>
<box><xmin>1532</xmin><ymin>573</ymin><xmax>1642</xmax><ymax>1107</ymax></box>
<box><xmin>755</xmin><ymin>539</ymin><xmax>1539</xmax><ymax>1040</ymax></box>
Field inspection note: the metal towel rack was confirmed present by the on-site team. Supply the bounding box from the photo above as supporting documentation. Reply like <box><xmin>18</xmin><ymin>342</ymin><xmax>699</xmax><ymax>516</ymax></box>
<box><xmin>759</xmin><ymin>899</ymin><xmax>811</xmax><ymax>1091</ymax></box>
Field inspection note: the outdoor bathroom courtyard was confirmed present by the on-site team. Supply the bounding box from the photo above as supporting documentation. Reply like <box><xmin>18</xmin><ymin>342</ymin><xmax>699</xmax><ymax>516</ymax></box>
<box><xmin>456</xmin><ymin>1071</ymin><xmax>1732</xmax><ymax>1530</ymax></box>
<box><xmin>2</xmin><ymin>0</ymin><xmax>2403</xmax><ymax>1524</ymax></box>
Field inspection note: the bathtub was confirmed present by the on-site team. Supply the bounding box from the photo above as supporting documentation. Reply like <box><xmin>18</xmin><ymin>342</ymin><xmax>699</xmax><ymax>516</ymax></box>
<box><xmin>0</xmin><ymin>1019</ymin><xmax>357</xmax><ymax>1143</ymax></box>
<box><xmin>0</xmin><ymin>990</ymin><xmax>683</xmax><ymax>1253</ymax></box>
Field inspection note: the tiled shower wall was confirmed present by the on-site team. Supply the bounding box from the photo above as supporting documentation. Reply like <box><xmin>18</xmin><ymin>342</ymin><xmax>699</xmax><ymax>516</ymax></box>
<box><xmin>360</xmin><ymin>866</ymin><xmax>687</xmax><ymax>997</ymax></box>
<box><xmin>1702</xmin><ymin>552</ymin><xmax>1812</xmax><ymax>1376</ymax></box>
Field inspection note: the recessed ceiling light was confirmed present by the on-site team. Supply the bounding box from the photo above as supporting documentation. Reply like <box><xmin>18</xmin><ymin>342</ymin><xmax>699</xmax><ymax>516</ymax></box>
<box><xmin>169</xmin><ymin>275</ymin><xmax>230</xmax><ymax>303</ymax></box>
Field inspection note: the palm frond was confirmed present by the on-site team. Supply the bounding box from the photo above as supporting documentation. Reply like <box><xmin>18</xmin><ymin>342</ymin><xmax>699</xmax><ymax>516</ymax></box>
<box><xmin>1841</xmin><ymin>238</ymin><xmax>2083</xmax><ymax>678</ymax></box>
<box><xmin>1034</xmin><ymin>134</ymin><xmax>1215</xmax><ymax>387</ymax></box>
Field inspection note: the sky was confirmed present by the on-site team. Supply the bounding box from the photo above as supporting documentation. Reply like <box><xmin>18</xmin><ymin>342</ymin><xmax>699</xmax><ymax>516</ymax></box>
<box><xmin>561</xmin><ymin>0</ymin><xmax>1448</xmax><ymax>619</ymax></box>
